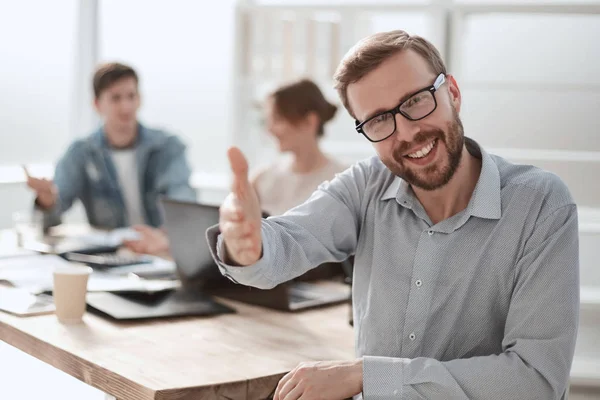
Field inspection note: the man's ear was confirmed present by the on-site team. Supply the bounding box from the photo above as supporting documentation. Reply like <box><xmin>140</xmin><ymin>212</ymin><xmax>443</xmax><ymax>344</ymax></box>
<box><xmin>446</xmin><ymin>74</ymin><xmax>462</xmax><ymax>114</ymax></box>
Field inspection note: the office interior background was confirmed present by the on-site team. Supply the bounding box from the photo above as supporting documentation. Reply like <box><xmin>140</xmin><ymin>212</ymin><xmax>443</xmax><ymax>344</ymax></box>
<box><xmin>0</xmin><ymin>0</ymin><xmax>599</xmax><ymax>398</ymax></box>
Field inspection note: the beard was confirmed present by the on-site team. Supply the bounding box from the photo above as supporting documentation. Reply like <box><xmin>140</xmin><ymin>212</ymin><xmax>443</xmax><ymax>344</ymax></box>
<box><xmin>382</xmin><ymin>110</ymin><xmax>465</xmax><ymax>191</ymax></box>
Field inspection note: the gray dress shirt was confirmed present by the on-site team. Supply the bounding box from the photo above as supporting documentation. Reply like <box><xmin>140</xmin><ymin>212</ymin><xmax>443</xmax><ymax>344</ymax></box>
<box><xmin>206</xmin><ymin>139</ymin><xmax>579</xmax><ymax>399</ymax></box>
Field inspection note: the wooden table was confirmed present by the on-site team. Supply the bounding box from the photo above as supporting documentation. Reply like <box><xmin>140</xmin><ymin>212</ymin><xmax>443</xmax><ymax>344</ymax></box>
<box><xmin>0</xmin><ymin>227</ymin><xmax>355</xmax><ymax>399</ymax></box>
<box><xmin>0</xmin><ymin>293</ymin><xmax>354</xmax><ymax>399</ymax></box>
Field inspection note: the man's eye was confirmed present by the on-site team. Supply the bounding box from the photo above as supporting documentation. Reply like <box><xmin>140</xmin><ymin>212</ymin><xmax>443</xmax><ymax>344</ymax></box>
<box><xmin>405</xmin><ymin>96</ymin><xmax>422</xmax><ymax>107</ymax></box>
<box><xmin>373</xmin><ymin>114</ymin><xmax>390</xmax><ymax>123</ymax></box>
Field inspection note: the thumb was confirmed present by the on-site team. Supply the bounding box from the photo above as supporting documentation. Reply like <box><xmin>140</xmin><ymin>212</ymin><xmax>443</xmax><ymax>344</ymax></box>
<box><xmin>22</xmin><ymin>165</ymin><xmax>31</xmax><ymax>180</ymax></box>
<box><xmin>227</xmin><ymin>147</ymin><xmax>251</xmax><ymax>196</ymax></box>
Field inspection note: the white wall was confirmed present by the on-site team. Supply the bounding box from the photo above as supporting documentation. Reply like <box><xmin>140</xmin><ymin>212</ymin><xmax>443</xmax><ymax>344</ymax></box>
<box><xmin>0</xmin><ymin>0</ymin><xmax>77</xmax><ymax>164</ymax></box>
<box><xmin>98</xmin><ymin>0</ymin><xmax>237</xmax><ymax>175</ymax></box>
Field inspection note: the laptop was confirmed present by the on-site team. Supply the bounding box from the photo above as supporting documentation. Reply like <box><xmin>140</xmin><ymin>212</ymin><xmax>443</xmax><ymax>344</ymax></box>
<box><xmin>159</xmin><ymin>198</ymin><xmax>351</xmax><ymax>311</ymax></box>
<box><xmin>84</xmin><ymin>204</ymin><xmax>237</xmax><ymax>320</ymax></box>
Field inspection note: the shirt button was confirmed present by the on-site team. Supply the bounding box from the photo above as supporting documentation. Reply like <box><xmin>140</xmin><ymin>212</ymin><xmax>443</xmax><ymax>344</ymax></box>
<box><xmin>415</xmin><ymin>279</ymin><xmax>422</xmax><ymax>287</ymax></box>
<box><xmin>393</xmin><ymin>389</ymin><xmax>399</xmax><ymax>395</ymax></box>
<box><xmin>428</xmin><ymin>230</ymin><xmax>434</xmax><ymax>236</ymax></box>
<box><xmin>409</xmin><ymin>332</ymin><xmax>416</xmax><ymax>340</ymax></box>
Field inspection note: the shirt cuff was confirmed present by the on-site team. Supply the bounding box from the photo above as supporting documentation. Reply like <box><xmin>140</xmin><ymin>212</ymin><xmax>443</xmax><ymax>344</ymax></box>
<box><xmin>205</xmin><ymin>223</ymin><xmax>277</xmax><ymax>289</ymax></box>
<box><xmin>363</xmin><ymin>356</ymin><xmax>406</xmax><ymax>398</ymax></box>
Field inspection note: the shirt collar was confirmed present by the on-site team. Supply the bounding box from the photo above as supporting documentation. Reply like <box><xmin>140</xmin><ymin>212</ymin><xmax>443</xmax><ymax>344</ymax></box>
<box><xmin>89</xmin><ymin>122</ymin><xmax>160</xmax><ymax>151</ymax></box>
<box><xmin>380</xmin><ymin>137</ymin><xmax>502</xmax><ymax>221</ymax></box>
<box><xmin>467</xmin><ymin>141</ymin><xmax>502</xmax><ymax>220</ymax></box>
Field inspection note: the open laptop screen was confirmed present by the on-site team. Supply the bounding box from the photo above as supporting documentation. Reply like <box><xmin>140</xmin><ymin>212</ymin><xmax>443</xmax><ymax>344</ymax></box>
<box><xmin>158</xmin><ymin>198</ymin><xmax>224</xmax><ymax>284</ymax></box>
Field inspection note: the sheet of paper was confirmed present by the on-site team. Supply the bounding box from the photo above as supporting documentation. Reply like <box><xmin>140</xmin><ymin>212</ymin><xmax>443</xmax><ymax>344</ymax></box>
<box><xmin>0</xmin><ymin>255</ymin><xmax>71</xmax><ymax>293</ymax></box>
<box><xmin>76</xmin><ymin>228</ymin><xmax>142</xmax><ymax>247</ymax></box>
<box><xmin>0</xmin><ymin>287</ymin><xmax>55</xmax><ymax>316</ymax></box>
<box><xmin>104</xmin><ymin>256</ymin><xmax>176</xmax><ymax>276</ymax></box>
<box><xmin>0</xmin><ymin>254</ymin><xmax>179</xmax><ymax>294</ymax></box>
<box><xmin>87</xmin><ymin>272</ymin><xmax>180</xmax><ymax>293</ymax></box>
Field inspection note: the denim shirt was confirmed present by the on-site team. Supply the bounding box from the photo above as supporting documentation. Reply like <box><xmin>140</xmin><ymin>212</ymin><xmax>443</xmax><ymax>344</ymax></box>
<box><xmin>41</xmin><ymin>123</ymin><xmax>197</xmax><ymax>229</ymax></box>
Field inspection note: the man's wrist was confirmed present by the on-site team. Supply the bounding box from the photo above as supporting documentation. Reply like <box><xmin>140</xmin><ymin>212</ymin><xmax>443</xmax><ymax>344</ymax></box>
<box><xmin>344</xmin><ymin>358</ymin><xmax>364</xmax><ymax>395</ymax></box>
<box><xmin>353</xmin><ymin>358</ymin><xmax>364</xmax><ymax>393</ymax></box>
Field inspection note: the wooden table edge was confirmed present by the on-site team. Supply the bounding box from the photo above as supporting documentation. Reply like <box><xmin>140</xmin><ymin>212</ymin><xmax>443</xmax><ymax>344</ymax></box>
<box><xmin>0</xmin><ymin>318</ymin><xmax>156</xmax><ymax>400</ymax></box>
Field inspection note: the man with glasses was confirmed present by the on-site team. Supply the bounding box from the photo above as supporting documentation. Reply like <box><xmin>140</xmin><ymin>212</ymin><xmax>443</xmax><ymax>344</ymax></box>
<box><xmin>209</xmin><ymin>30</ymin><xmax>579</xmax><ymax>400</ymax></box>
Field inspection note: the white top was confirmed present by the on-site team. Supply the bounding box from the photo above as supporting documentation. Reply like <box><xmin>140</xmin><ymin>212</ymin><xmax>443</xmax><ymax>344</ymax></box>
<box><xmin>111</xmin><ymin>149</ymin><xmax>145</xmax><ymax>226</ymax></box>
<box><xmin>252</xmin><ymin>156</ymin><xmax>348</xmax><ymax>216</ymax></box>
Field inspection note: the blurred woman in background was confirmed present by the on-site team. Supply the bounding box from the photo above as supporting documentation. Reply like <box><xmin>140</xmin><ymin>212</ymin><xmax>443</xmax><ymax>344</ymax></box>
<box><xmin>251</xmin><ymin>78</ymin><xmax>347</xmax><ymax>216</ymax></box>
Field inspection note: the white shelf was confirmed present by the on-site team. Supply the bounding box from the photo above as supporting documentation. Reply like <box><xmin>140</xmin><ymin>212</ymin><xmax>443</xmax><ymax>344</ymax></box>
<box><xmin>571</xmin><ymin>357</ymin><xmax>600</xmax><ymax>387</ymax></box>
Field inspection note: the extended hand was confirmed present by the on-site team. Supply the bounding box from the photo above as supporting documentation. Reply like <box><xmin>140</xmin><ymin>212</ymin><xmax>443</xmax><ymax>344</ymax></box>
<box><xmin>123</xmin><ymin>225</ymin><xmax>170</xmax><ymax>256</ymax></box>
<box><xmin>23</xmin><ymin>165</ymin><xmax>57</xmax><ymax>209</ymax></box>
<box><xmin>219</xmin><ymin>147</ymin><xmax>262</xmax><ymax>266</ymax></box>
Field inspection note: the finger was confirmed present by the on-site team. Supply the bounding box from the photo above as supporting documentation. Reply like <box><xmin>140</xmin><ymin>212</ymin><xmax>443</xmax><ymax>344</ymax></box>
<box><xmin>21</xmin><ymin>165</ymin><xmax>31</xmax><ymax>179</ymax></box>
<box><xmin>275</xmin><ymin>371</ymin><xmax>298</xmax><ymax>400</ymax></box>
<box><xmin>250</xmin><ymin>238</ymin><xmax>262</xmax><ymax>257</ymax></box>
<box><xmin>27</xmin><ymin>177</ymin><xmax>50</xmax><ymax>191</ymax></box>
<box><xmin>29</xmin><ymin>181</ymin><xmax>49</xmax><ymax>193</ymax></box>
<box><xmin>282</xmin><ymin>384</ymin><xmax>304</xmax><ymax>400</ymax></box>
<box><xmin>274</xmin><ymin>371</ymin><xmax>292</xmax><ymax>400</ymax></box>
<box><xmin>123</xmin><ymin>240</ymin><xmax>146</xmax><ymax>254</ymax></box>
<box><xmin>238</xmin><ymin>234</ymin><xmax>263</xmax><ymax>261</ymax></box>
<box><xmin>222</xmin><ymin>236</ymin><xmax>258</xmax><ymax>261</ymax></box>
<box><xmin>132</xmin><ymin>224</ymin><xmax>152</xmax><ymax>233</ymax></box>
<box><xmin>227</xmin><ymin>147</ymin><xmax>251</xmax><ymax>198</ymax></box>
<box><xmin>238</xmin><ymin>249</ymin><xmax>261</xmax><ymax>264</ymax></box>
<box><xmin>26</xmin><ymin>176</ymin><xmax>41</xmax><ymax>187</ymax></box>
<box><xmin>219</xmin><ymin>204</ymin><xmax>244</xmax><ymax>222</ymax></box>
<box><xmin>220</xmin><ymin>220</ymin><xmax>254</xmax><ymax>238</ymax></box>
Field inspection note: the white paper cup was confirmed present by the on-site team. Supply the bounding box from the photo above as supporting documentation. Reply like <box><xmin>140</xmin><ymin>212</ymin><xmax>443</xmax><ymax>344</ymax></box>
<box><xmin>52</xmin><ymin>265</ymin><xmax>93</xmax><ymax>324</ymax></box>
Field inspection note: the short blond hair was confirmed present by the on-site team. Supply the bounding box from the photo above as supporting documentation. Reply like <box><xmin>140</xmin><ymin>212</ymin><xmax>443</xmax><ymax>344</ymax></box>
<box><xmin>333</xmin><ymin>30</ymin><xmax>447</xmax><ymax>118</ymax></box>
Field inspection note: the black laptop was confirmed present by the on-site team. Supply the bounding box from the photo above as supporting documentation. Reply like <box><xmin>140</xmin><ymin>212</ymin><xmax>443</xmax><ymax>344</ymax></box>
<box><xmin>85</xmin><ymin>199</ymin><xmax>238</xmax><ymax>320</ymax></box>
<box><xmin>159</xmin><ymin>198</ymin><xmax>350</xmax><ymax>311</ymax></box>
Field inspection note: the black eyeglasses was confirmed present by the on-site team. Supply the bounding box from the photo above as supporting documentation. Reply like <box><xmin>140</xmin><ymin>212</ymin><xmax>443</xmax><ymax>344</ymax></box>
<box><xmin>355</xmin><ymin>73</ymin><xmax>446</xmax><ymax>143</ymax></box>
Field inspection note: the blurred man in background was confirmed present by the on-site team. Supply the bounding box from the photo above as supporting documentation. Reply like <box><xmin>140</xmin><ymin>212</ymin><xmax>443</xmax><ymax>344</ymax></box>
<box><xmin>25</xmin><ymin>62</ymin><xmax>196</xmax><ymax>230</ymax></box>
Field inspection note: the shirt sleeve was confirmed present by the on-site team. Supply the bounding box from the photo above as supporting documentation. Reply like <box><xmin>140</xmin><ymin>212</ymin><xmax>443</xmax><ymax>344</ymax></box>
<box><xmin>158</xmin><ymin>136</ymin><xmax>197</xmax><ymax>202</ymax></box>
<box><xmin>205</xmin><ymin>162</ymin><xmax>369</xmax><ymax>290</ymax></box>
<box><xmin>362</xmin><ymin>204</ymin><xmax>579</xmax><ymax>399</ymax></box>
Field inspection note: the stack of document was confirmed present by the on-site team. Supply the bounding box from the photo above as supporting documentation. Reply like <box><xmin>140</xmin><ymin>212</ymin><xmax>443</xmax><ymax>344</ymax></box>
<box><xmin>0</xmin><ymin>254</ymin><xmax>179</xmax><ymax>295</ymax></box>
<box><xmin>76</xmin><ymin>227</ymin><xmax>142</xmax><ymax>247</ymax></box>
